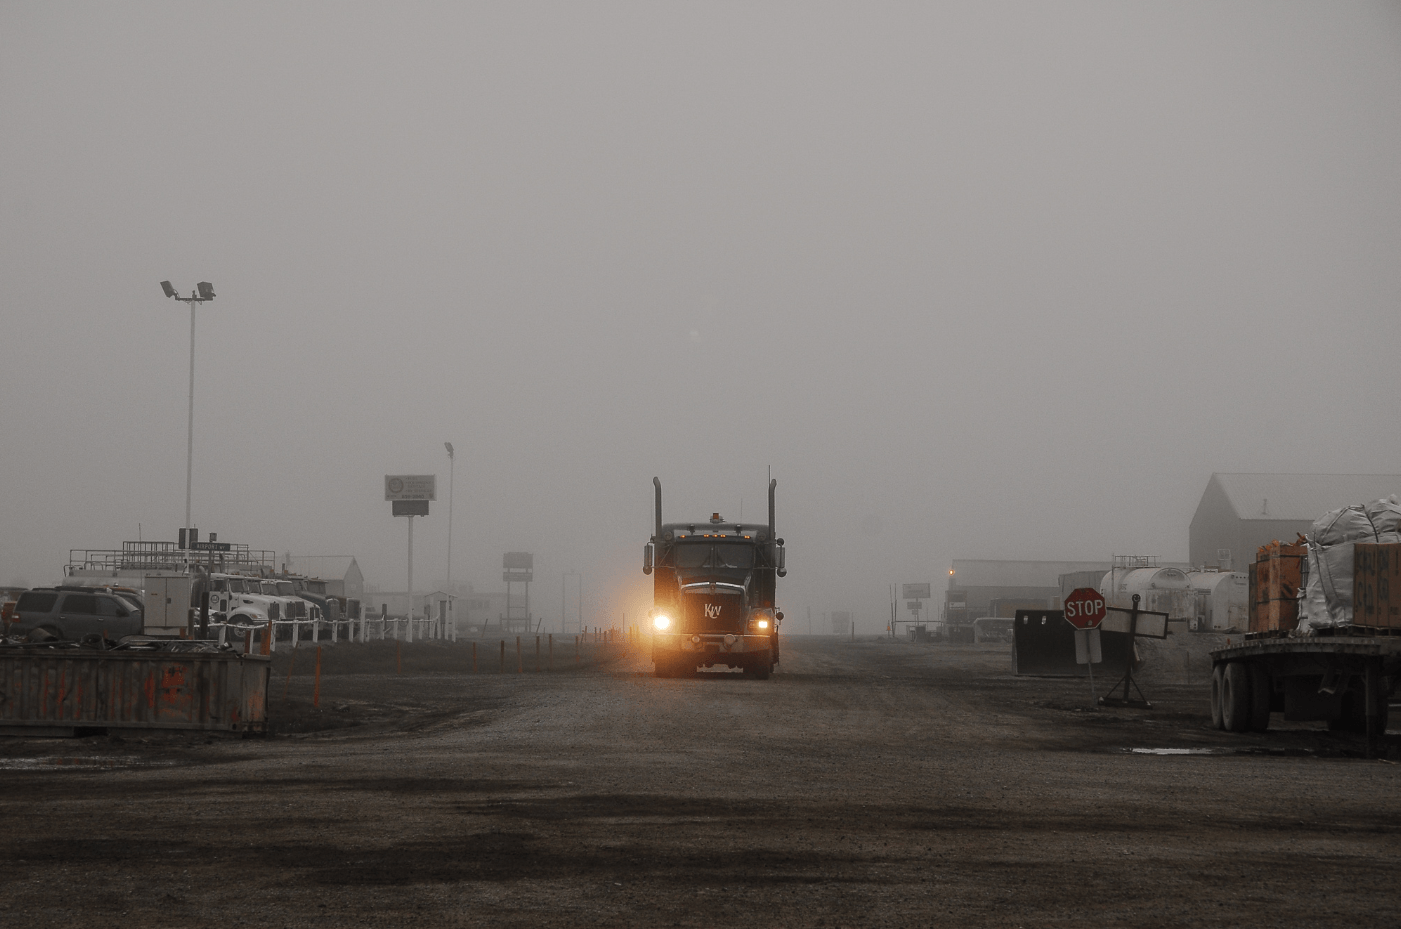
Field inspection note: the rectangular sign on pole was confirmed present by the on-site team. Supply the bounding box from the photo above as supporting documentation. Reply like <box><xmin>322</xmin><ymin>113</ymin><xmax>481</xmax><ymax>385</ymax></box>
<box><xmin>902</xmin><ymin>583</ymin><xmax>931</xmax><ymax>600</ymax></box>
<box><xmin>1073</xmin><ymin>627</ymin><xmax>1103</xmax><ymax>664</ymax></box>
<box><xmin>1100</xmin><ymin>607</ymin><xmax>1170</xmax><ymax>638</ymax></box>
<box><xmin>385</xmin><ymin>475</ymin><xmax>436</xmax><ymax>501</ymax></box>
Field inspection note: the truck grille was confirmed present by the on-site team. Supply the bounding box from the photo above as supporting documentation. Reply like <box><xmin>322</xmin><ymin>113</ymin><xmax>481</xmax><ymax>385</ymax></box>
<box><xmin>680</xmin><ymin>590</ymin><xmax>745</xmax><ymax>634</ymax></box>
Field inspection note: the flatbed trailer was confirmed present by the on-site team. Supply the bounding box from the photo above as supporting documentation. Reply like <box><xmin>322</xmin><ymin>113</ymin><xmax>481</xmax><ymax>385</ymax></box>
<box><xmin>1210</xmin><ymin>630</ymin><xmax>1400</xmax><ymax>754</ymax></box>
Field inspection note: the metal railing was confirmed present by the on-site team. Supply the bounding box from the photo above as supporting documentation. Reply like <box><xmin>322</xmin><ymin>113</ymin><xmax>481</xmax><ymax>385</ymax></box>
<box><xmin>69</xmin><ymin>546</ymin><xmax>277</xmax><ymax>573</ymax></box>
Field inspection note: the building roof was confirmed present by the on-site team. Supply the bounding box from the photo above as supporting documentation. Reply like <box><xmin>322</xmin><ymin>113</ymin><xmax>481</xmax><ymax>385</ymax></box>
<box><xmin>285</xmin><ymin>555</ymin><xmax>360</xmax><ymax>581</ymax></box>
<box><xmin>948</xmin><ymin>559</ymin><xmax>1111</xmax><ymax>589</ymax></box>
<box><xmin>1210</xmin><ymin>473</ymin><xmax>1401</xmax><ymax>522</ymax></box>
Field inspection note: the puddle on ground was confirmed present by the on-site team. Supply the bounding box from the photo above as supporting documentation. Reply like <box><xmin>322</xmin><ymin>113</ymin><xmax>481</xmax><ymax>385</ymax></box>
<box><xmin>1123</xmin><ymin>747</ymin><xmax>1318</xmax><ymax>757</ymax></box>
<box><xmin>0</xmin><ymin>756</ymin><xmax>177</xmax><ymax>770</ymax></box>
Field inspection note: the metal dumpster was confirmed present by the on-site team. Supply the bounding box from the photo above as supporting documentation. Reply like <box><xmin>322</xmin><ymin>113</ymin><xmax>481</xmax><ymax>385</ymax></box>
<box><xmin>0</xmin><ymin>645</ymin><xmax>270</xmax><ymax>736</ymax></box>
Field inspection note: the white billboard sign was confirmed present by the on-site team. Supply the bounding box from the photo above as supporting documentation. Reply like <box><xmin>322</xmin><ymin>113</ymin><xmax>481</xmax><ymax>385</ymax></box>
<box><xmin>902</xmin><ymin>583</ymin><xmax>931</xmax><ymax>600</ymax></box>
<box><xmin>385</xmin><ymin>474</ymin><xmax>437</xmax><ymax>501</ymax></box>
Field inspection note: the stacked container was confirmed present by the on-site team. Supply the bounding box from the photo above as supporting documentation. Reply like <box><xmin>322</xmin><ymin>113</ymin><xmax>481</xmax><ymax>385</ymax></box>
<box><xmin>1353</xmin><ymin>543</ymin><xmax>1401</xmax><ymax>629</ymax></box>
<box><xmin>1249</xmin><ymin>539</ymin><xmax>1305</xmax><ymax>633</ymax></box>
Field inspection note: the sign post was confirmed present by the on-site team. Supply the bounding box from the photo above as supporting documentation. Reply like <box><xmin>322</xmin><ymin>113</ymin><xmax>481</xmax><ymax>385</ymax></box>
<box><xmin>386</xmin><ymin>475</ymin><xmax>436</xmax><ymax>642</ymax></box>
<box><xmin>1063</xmin><ymin>587</ymin><xmax>1106</xmax><ymax>704</ymax></box>
<box><xmin>1098</xmin><ymin>593</ymin><xmax>1168</xmax><ymax>708</ymax></box>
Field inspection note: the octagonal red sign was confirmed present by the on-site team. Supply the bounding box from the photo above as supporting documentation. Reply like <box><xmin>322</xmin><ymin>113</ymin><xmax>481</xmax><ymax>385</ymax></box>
<box><xmin>1063</xmin><ymin>587</ymin><xmax>1106</xmax><ymax>629</ymax></box>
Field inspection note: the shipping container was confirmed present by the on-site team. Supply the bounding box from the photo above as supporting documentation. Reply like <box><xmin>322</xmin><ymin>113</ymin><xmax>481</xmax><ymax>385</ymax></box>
<box><xmin>1353</xmin><ymin>542</ymin><xmax>1401</xmax><ymax>630</ymax></box>
<box><xmin>0</xmin><ymin>646</ymin><xmax>269</xmax><ymax>736</ymax></box>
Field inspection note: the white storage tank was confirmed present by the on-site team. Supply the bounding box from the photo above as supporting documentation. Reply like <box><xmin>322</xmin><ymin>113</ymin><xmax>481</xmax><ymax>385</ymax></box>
<box><xmin>1098</xmin><ymin>567</ymin><xmax>1197</xmax><ymax>626</ymax></box>
<box><xmin>1185</xmin><ymin>570</ymin><xmax>1249</xmax><ymax>633</ymax></box>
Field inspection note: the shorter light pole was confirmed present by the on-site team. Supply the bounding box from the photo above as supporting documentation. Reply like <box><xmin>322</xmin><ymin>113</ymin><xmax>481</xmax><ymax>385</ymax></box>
<box><xmin>445</xmin><ymin>442</ymin><xmax>455</xmax><ymax>641</ymax></box>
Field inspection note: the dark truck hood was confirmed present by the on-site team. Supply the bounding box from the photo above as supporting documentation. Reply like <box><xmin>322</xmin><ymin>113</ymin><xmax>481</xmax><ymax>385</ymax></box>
<box><xmin>677</xmin><ymin>581</ymin><xmax>748</xmax><ymax>634</ymax></box>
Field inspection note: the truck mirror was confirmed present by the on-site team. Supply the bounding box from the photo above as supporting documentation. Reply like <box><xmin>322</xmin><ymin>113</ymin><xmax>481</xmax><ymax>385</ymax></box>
<box><xmin>775</xmin><ymin>545</ymin><xmax>786</xmax><ymax>572</ymax></box>
<box><xmin>643</xmin><ymin>542</ymin><xmax>654</xmax><ymax>575</ymax></box>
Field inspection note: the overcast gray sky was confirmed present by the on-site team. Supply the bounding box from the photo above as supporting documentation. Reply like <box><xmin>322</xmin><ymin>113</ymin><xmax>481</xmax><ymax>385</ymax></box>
<box><xmin>3</xmin><ymin>2</ymin><xmax>1399</xmax><ymax>631</ymax></box>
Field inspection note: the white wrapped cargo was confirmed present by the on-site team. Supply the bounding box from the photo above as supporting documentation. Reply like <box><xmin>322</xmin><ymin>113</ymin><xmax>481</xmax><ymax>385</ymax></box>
<box><xmin>1299</xmin><ymin>496</ymin><xmax>1401</xmax><ymax>631</ymax></box>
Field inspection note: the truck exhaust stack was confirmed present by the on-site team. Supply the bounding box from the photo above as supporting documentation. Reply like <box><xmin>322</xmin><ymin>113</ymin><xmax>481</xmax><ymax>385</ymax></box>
<box><xmin>768</xmin><ymin>479</ymin><xmax>776</xmax><ymax>539</ymax></box>
<box><xmin>653</xmin><ymin>477</ymin><xmax>663</xmax><ymax>542</ymax></box>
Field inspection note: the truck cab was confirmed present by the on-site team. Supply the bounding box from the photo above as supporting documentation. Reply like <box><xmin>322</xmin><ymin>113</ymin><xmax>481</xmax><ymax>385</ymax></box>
<box><xmin>209</xmin><ymin>573</ymin><xmax>283</xmax><ymax>634</ymax></box>
<box><xmin>644</xmin><ymin>478</ymin><xmax>786</xmax><ymax>678</ymax></box>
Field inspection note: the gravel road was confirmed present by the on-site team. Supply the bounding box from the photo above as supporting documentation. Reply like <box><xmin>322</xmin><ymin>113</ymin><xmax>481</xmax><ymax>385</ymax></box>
<box><xmin>0</xmin><ymin>635</ymin><xmax>1397</xmax><ymax>928</ymax></box>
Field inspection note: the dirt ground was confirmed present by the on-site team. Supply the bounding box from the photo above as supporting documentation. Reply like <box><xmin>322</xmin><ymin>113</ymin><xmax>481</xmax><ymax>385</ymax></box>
<box><xmin>0</xmin><ymin>634</ymin><xmax>1398</xmax><ymax>928</ymax></box>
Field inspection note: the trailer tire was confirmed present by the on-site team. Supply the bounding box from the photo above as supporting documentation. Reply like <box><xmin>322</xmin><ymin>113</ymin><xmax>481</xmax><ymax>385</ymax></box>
<box><xmin>1247</xmin><ymin>663</ymin><xmax>1271</xmax><ymax>732</ymax></box>
<box><xmin>1210</xmin><ymin>663</ymin><xmax>1224</xmax><ymax>730</ymax></box>
<box><xmin>1222</xmin><ymin>662</ymin><xmax>1252</xmax><ymax>733</ymax></box>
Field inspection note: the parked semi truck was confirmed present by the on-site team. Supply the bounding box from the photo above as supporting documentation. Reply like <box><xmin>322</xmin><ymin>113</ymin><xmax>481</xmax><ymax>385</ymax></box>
<box><xmin>643</xmin><ymin>478</ymin><xmax>787</xmax><ymax>679</ymax></box>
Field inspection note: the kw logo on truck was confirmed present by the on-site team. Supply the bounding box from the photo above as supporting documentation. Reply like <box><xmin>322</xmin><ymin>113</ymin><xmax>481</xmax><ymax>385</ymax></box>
<box><xmin>704</xmin><ymin>604</ymin><xmax>722</xmax><ymax>619</ymax></box>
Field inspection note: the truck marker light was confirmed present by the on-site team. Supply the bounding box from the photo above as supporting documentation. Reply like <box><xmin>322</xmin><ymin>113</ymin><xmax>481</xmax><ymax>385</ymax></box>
<box><xmin>754</xmin><ymin>619</ymin><xmax>769</xmax><ymax>630</ymax></box>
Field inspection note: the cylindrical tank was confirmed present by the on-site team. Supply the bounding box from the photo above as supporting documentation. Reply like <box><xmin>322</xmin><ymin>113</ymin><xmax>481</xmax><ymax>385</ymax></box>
<box><xmin>1185</xmin><ymin>571</ymin><xmax>1249</xmax><ymax>633</ymax></box>
<box><xmin>1099</xmin><ymin>567</ymin><xmax>1196</xmax><ymax>624</ymax></box>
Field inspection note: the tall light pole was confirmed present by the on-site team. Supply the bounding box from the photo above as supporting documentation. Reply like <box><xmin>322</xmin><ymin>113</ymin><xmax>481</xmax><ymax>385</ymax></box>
<box><xmin>444</xmin><ymin>442</ymin><xmax>455</xmax><ymax>640</ymax></box>
<box><xmin>160</xmin><ymin>280</ymin><xmax>215</xmax><ymax>543</ymax></box>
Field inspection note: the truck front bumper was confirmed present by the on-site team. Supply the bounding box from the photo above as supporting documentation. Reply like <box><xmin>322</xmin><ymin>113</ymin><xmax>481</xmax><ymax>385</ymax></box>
<box><xmin>654</xmin><ymin>632</ymin><xmax>771</xmax><ymax>656</ymax></box>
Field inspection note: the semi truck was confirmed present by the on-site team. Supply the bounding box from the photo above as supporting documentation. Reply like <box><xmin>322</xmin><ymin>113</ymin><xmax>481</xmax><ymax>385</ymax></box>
<box><xmin>643</xmin><ymin>478</ymin><xmax>787</xmax><ymax>679</ymax></box>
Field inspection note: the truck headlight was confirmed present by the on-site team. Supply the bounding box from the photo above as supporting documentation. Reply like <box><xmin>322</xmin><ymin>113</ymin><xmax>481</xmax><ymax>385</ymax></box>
<box><xmin>753</xmin><ymin>619</ymin><xmax>770</xmax><ymax>630</ymax></box>
<box><xmin>652</xmin><ymin>615</ymin><xmax>671</xmax><ymax>631</ymax></box>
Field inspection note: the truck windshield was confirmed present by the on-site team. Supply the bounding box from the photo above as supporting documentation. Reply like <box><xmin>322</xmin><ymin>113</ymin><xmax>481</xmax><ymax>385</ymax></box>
<box><xmin>672</xmin><ymin>543</ymin><xmax>755</xmax><ymax>569</ymax></box>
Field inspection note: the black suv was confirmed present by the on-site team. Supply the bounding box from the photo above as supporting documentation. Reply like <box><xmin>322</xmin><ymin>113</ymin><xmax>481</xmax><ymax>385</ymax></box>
<box><xmin>9</xmin><ymin>587</ymin><xmax>144</xmax><ymax>641</ymax></box>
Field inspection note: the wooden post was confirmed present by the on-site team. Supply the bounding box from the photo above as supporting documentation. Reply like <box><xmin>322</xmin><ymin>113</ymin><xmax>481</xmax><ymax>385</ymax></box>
<box><xmin>499</xmin><ymin>640</ymin><xmax>506</xmax><ymax>673</ymax></box>
<box><xmin>516</xmin><ymin>635</ymin><xmax>523</xmax><ymax>673</ymax></box>
<box><xmin>575</xmin><ymin>634</ymin><xmax>580</xmax><ymax>664</ymax></box>
<box><xmin>535</xmin><ymin>635</ymin><xmax>541</xmax><ymax>672</ymax></box>
<box><xmin>313</xmin><ymin>646</ymin><xmax>322</xmax><ymax>708</ymax></box>
<box><xmin>396</xmin><ymin>637</ymin><xmax>402</xmax><ymax>674</ymax></box>
<box><xmin>548</xmin><ymin>634</ymin><xmax>553</xmax><ymax>671</ymax></box>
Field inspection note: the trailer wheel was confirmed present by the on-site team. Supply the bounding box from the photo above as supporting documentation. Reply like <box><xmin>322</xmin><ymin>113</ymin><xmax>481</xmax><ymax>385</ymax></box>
<box><xmin>1210</xmin><ymin>663</ymin><xmax>1224</xmax><ymax>730</ymax></box>
<box><xmin>1247</xmin><ymin>663</ymin><xmax>1271</xmax><ymax>732</ymax></box>
<box><xmin>1222</xmin><ymin>662</ymin><xmax>1252</xmax><ymax>733</ymax></box>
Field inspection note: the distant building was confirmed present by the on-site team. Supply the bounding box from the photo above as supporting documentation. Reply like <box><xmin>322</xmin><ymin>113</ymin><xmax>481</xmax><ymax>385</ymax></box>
<box><xmin>285</xmin><ymin>555</ymin><xmax>364</xmax><ymax>601</ymax></box>
<box><xmin>946</xmin><ymin>559</ymin><xmax>1111</xmax><ymax>617</ymax></box>
<box><xmin>1189</xmin><ymin>473</ymin><xmax>1401</xmax><ymax>570</ymax></box>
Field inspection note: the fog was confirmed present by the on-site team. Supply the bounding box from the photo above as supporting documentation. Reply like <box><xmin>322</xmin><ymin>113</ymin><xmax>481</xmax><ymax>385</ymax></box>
<box><xmin>3</xmin><ymin>3</ymin><xmax>1399</xmax><ymax>632</ymax></box>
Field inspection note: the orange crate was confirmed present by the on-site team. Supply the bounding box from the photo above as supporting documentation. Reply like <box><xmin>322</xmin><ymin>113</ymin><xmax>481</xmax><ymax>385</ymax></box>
<box><xmin>1254</xmin><ymin>541</ymin><xmax>1305</xmax><ymax>604</ymax></box>
<box><xmin>1250</xmin><ymin>598</ymin><xmax>1299</xmax><ymax>634</ymax></box>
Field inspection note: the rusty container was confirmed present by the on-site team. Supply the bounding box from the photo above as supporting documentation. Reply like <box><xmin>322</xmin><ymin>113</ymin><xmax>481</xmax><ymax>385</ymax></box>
<box><xmin>1353</xmin><ymin>542</ymin><xmax>1401</xmax><ymax>630</ymax></box>
<box><xmin>0</xmin><ymin>648</ymin><xmax>270</xmax><ymax>736</ymax></box>
<box><xmin>1250</xmin><ymin>541</ymin><xmax>1306</xmax><ymax>634</ymax></box>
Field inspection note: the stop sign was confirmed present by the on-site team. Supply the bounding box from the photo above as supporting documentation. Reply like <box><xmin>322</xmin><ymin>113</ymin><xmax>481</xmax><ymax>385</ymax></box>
<box><xmin>1063</xmin><ymin>587</ymin><xmax>1106</xmax><ymax>629</ymax></box>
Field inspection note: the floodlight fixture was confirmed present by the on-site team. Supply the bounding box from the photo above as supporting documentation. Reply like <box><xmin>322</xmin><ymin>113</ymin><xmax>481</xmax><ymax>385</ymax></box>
<box><xmin>197</xmin><ymin>281</ymin><xmax>215</xmax><ymax>300</ymax></box>
<box><xmin>160</xmin><ymin>280</ymin><xmax>177</xmax><ymax>298</ymax></box>
<box><xmin>445</xmin><ymin>442</ymin><xmax>454</xmax><ymax>458</ymax></box>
